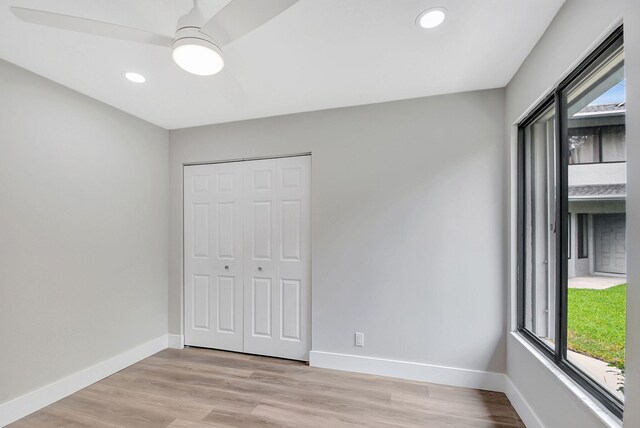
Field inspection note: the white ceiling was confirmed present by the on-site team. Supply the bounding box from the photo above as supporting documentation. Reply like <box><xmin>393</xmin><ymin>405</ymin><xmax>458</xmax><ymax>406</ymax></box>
<box><xmin>0</xmin><ymin>0</ymin><xmax>564</xmax><ymax>130</ymax></box>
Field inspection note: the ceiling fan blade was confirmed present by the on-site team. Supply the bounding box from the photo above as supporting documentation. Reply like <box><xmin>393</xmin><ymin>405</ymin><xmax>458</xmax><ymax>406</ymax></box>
<box><xmin>10</xmin><ymin>6</ymin><xmax>173</xmax><ymax>47</ymax></box>
<box><xmin>218</xmin><ymin>68</ymin><xmax>249</xmax><ymax>107</ymax></box>
<box><xmin>200</xmin><ymin>0</ymin><xmax>298</xmax><ymax>46</ymax></box>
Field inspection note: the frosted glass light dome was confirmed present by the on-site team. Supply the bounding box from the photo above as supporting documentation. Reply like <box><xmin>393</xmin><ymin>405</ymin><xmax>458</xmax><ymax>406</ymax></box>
<box><xmin>172</xmin><ymin>38</ymin><xmax>224</xmax><ymax>76</ymax></box>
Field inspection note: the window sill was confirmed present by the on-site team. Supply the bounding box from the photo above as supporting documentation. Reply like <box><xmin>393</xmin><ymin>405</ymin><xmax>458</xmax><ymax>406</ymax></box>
<box><xmin>510</xmin><ymin>332</ymin><xmax>622</xmax><ymax>428</ymax></box>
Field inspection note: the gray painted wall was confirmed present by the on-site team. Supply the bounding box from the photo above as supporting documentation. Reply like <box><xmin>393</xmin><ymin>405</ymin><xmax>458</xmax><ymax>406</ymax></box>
<box><xmin>506</xmin><ymin>0</ymin><xmax>640</xmax><ymax>426</ymax></box>
<box><xmin>0</xmin><ymin>60</ymin><xmax>170</xmax><ymax>403</ymax></box>
<box><xmin>170</xmin><ymin>89</ymin><xmax>507</xmax><ymax>374</ymax></box>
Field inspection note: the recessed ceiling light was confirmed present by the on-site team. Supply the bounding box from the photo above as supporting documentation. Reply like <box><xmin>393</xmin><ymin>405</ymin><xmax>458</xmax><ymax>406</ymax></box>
<box><xmin>125</xmin><ymin>72</ymin><xmax>146</xmax><ymax>83</ymax></box>
<box><xmin>417</xmin><ymin>8</ymin><xmax>447</xmax><ymax>29</ymax></box>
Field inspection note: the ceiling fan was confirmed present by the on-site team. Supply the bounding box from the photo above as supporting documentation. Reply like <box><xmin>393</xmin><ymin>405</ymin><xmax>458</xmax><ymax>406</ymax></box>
<box><xmin>10</xmin><ymin>0</ymin><xmax>299</xmax><ymax>76</ymax></box>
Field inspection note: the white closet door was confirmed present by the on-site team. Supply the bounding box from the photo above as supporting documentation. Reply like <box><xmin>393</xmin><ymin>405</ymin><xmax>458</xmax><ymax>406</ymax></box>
<box><xmin>243</xmin><ymin>159</ymin><xmax>278</xmax><ymax>355</ymax></box>
<box><xmin>184</xmin><ymin>162</ymin><xmax>244</xmax><ymax>352</ymax></box>
<box><xmin>244</xmin><ymin>156</ymin><xmax>311</xmax><ymax>360</ymax></box>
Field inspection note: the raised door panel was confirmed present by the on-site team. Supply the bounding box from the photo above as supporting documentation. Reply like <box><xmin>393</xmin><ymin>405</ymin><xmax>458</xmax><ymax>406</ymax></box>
<box><xmin>281</xmin><ymin>201</ymin><xmax>301</xmax><ymax>261</ymax></box>
<box><xmin>216</xmin><ymin>202</ymin><xmax>236</xmax><ymax>259</ymax></box>
<box><xmin>216</xmin><ymin>275</ymin><xmax>236</xmax><ymax>333</ymax></box>
<box><xmin>192</xmin><ymin>275</ymin><xmax>210</xmax><ymax>330</ymax></box>
<box><xmin>253</xmin><ymin>202</ymin><xmax>272</xmax><ymax>260</ymax></box>
<box><xmin>252</xmin><ymin>278</ymin><xmax>272</xmax><ymax>337</ymax></box>
<box><xmin>184</xmin><ymin>163</ymin><xmax>244</xmax><ymax>352</ymax></box>
<box><xmin>192</xmin><ymin>204</ymin><xmax>210</xmax><ymax>258</ymax></box>
<box><xmin>281</xmin><ymin>279</ymin><xmax>301</xmax><ymax>341</ymax></box>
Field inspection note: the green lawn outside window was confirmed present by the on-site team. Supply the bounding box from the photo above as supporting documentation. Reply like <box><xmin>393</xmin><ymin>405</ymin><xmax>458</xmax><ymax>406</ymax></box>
<box><xmin>567</xmin><ymin>284</ymin><xmax>626</xmax><ymax>370</ymax></box>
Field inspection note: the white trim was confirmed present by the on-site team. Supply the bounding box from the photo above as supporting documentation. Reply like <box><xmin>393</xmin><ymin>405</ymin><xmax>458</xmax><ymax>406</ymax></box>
<box><xmin>309</xmin><ymin>350</ymin><xmax>551</xmax><ymax>426</ymax></box>
<box><xmin>183</xmin><ymin>152</ymin><xmax>312</xmax><ymax>167</ymax></box>
<box><xmin>0</xmin><ymin>335</ymin><xmax>168</xmax><ymax>427</ymax></box>
<box><xmin>309</xmin><ymin>350</ymin><xmax>506</xmax><ymax>392</ymax></box>
<box><xmin>168</xmin><ymin>334</ymin><xmax>185</xmax><ymax>349</ymax></box>
<box><xmin>503</xmin><ymin>376</ymin><xmax>544</xmax><ymax>428</ymax></box>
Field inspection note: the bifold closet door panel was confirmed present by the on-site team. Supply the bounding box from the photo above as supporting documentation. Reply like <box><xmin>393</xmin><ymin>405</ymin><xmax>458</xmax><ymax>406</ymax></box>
<box><xmin>243</xmin><ymin>156</ymin><xmax>311</xmax><ymax>360</ymax></box>
<box><xmin>243</xmin><ymin>159</ymin><xmax>278</xmax><ymax>356</ymax></box>
<box><xmin>184</xmin><ymin>162</ymin><xmax>244</xmax><ymax>352</ymax></box>
<box><xmin>276</xmin><ymin>156</ymin><xmax>311</xmax><ymax>361</ymax></box>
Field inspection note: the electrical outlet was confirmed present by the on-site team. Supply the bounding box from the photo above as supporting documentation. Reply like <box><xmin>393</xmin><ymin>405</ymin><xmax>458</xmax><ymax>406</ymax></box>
<box><xmin>355</xmin><ymin>332</ymin><xmax>364</xmax><ymax>347</ymax></box>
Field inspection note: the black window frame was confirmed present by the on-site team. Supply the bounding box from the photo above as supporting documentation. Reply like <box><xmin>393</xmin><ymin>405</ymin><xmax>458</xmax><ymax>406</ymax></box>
<box><xmin>577</xmin><ymin>213</ymin><xmax>589</xmax><ymax>259</ymax></box>
<box><xmin>517</xmin><ymin>26</ymin><xmax>624</xmax><ymax>418</ymax></box>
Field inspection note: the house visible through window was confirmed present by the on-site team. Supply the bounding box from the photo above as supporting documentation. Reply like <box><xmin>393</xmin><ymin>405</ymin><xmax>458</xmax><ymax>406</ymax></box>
<box><xmin>569</xmin><ymin>124</ymin><xmax>626</xmax><ymax>164</ymax></box>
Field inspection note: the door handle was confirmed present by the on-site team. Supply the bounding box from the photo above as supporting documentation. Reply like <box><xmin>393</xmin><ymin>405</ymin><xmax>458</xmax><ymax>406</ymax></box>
<box><xmin>224</xmin><ymin>265</ymin><xmax>229</xmax><ymax>270</ymax></box>
<box><xmin>258</xmin><ymin>267</ymin><xmax>263</xmax><ymax>272</ymax></box>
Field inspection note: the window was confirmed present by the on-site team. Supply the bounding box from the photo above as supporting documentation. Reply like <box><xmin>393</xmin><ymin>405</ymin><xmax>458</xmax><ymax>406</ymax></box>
<box><xmin>569</xmin><ymin>127</ymin><xmax>600</xmax><ymax>163</ymax></box>
<box><xmin>577</xmin><ymin>214</ymin><xmax>588</xmax><ymax>258</ymax></box>
<box><xmin>520</xmin><ymin>100</ymin><xmax>556</xmax><ymax>350</ymax></box>
<box><xmin>569</xmin><ymin>124</ymin><xmax>626</xmax><ymax>164</ymax></box>
<box><xmin>517</xmin><ymin>27</ymin><xmax>625</xmax><ymax>417</ymax></box>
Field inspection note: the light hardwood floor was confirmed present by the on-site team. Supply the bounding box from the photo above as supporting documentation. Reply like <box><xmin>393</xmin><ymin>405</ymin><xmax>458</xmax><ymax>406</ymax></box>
<box><xmin>10</xmin><ymin>348</ymin><xmax>525</xmax><ymax>427</ymax></box>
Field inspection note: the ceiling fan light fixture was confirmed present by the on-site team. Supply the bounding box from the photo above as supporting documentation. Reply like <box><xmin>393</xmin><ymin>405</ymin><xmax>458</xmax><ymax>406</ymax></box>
<box><xmin>172</xmin><ymin>42</ymin><xmax>224</xmax><ymax>76</ymax></box>
<box><xmin>12</xmin><ymin>0</ymin><xmax>300</xmax><ymax>78</ymax></box>
<box><xmin>171</xmin><ymin>27</ymin><xmax>224</xmax><ymax>76</ymax></box>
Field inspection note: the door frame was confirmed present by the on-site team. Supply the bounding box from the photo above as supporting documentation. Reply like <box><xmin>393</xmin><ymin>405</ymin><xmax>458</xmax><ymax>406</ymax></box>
<box><xmin>184</xmin><ymin>152</ymin><xmax>312</xmax><ymax>167</ymax></box>
<box><xmin>181</xmin><ymin>152</ymin><xmax>312</xmax><ymax>358</ymax></box>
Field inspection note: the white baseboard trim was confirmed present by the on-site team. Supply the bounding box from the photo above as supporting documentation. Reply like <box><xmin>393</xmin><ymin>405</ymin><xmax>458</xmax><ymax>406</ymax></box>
<box><xmin>310</xmin><ymin>350</ymin><xmax>547</xmax><ymax>427</ymax></box>
<box><xmin>503</xmin><ymin>377</ymin><xmax>544</xmax><ymax>428</ymax></box>
<box><xmin>309</xmin><ymin>350</ymin><xmax>507</xmax><ymax>392</ymax></box>
<box><xmin>0</xmin><ymin>334</ymin><xmax>168</xmax><ymax>427</ymax></box>
<box><xmin>168</xmin><ymin>334</ymin><xmax>185</xmax><ymax>349</ymax></box>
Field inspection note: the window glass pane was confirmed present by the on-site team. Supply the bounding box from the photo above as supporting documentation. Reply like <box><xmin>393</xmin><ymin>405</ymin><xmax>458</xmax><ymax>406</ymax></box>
<box><xmin>565</xmin><ymin>35</ymin><xmax>625</xmax><ymax>401</ymax></box>
<box><xmin>602</xmin><ymin>124</ymin><xmax>626</xmax><ymax>162</ymax></box>
<box><xmin>522</xmin><ymin>103</ymin><xmax>556</xmax><ymax>349</ymax></box>
<box><xmin>569</xmin><ymin>128</ymin><xmax>599</xmax><ymax>164</ymax></box>
<box><xmin>577</xmin><ymin>214</ymin><xmax>589</xmax><ymax>258</ymax></box>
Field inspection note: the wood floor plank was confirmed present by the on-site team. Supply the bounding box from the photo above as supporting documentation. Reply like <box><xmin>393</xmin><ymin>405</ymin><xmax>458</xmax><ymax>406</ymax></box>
<box><xmin>9</xmin><ymin>405</ymin><xmax>121</xmax><ymax>428</ymax></box>
<box><xmin>9</xmin><ymin>348</ymin><xmax>524</xmax><ymax>427</ymax></box>
<box><xmin>83</xmin><ymin>382</ymin><xmax>215</xmax><ymax>421</ymax></box>
<box><xmin>167</xmin><ymin>419</ymin><xmax>228</xmax><ymax>428</ymax></box>
<box><xmin>54</xmin><ymin>394</ymin><xmax>176</xmax><ymax>428</ymax></box>
<box><xmin>109</xmin><ymin>374</ymin><xmax>263</xmax><ymax>412</ymax></box>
